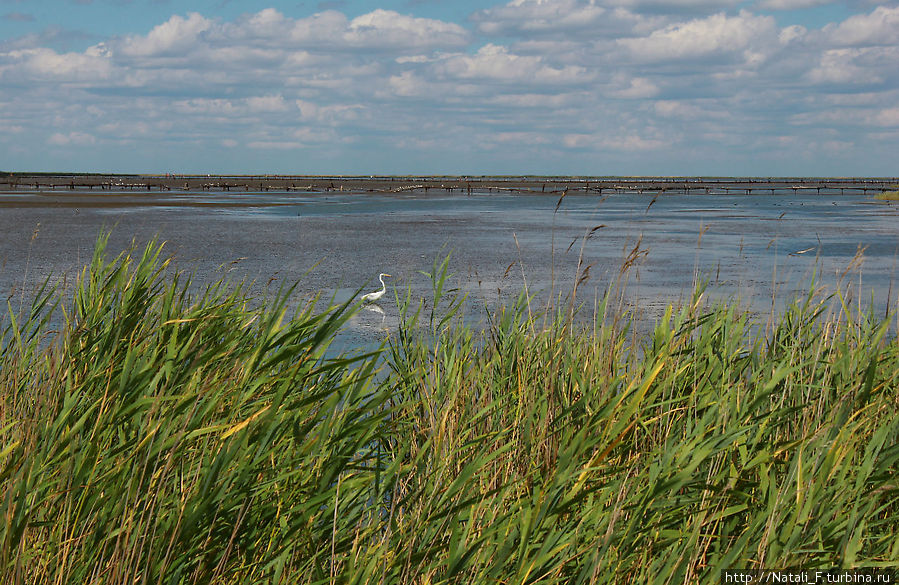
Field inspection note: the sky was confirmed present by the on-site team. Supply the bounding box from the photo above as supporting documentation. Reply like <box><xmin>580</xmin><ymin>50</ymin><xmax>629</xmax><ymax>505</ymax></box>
<box><xmin>1</xmin><ymin>0</ymin><xmax>897</xmax><ymax>176</ymax></box>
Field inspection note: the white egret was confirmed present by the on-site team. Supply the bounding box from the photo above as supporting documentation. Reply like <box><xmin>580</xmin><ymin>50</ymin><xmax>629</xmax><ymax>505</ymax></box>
<box><xmin>360</xmin><ymin>273</ymin><xmax>391</xmax><ymax>303</ymax></box>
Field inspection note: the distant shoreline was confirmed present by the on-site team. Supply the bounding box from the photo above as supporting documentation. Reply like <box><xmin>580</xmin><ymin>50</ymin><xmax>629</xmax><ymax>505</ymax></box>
<box><xmin>1</xmin><ymin>173</ymin><xmax>897</xmax><ymax>196</ymax></box>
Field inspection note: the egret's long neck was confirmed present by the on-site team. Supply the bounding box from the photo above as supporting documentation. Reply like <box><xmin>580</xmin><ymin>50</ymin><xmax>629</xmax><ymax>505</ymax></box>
<box><xmin>378</xmin><ymin>274</ymin><xmax>387</xmax><ymax>292</ymax></box>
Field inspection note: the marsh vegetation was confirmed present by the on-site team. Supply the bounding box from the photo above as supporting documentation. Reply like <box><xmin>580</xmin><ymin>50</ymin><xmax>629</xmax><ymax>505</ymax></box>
<box><xmin>1</xmin><ymin>235</ymin><xmax>898</xmax><ymax>584</ymax></box>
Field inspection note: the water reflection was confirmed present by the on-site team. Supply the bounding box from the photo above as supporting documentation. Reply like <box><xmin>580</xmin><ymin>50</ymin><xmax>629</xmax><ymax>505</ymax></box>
<box><xmin>1</xmin><ymin>189</ymin><xmax>897</xmax><ymax>352</ymax></box>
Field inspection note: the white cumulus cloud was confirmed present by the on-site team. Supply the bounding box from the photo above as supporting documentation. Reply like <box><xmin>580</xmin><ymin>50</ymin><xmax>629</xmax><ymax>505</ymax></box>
<box><xmin>825</xmin><ymin>5</ymin><xmax>899</xmax><ymax>47</ymax></box>
<box><xmin>438</xmin><ymin>43</ymin><xmax>591</xmax><ymax>84</ymax></box>
<box><xmin>473</xmin><ymin>0</ymin><xmax>608</xmax><ymax>35</ymax></box>
<box><xmin>618</xmin><ymin>10</ymin><xmax>778</xmax><ymax>64</ymax></box>
<box><xmin>346</xmin><ymin>10</ymin><xmax>469</xmax><ymax>49</ymax></box>
<box><xmin>119</xmin><ymin>12</ymin><xmax>213</xmax><ymax>58</ymax></box>
<box><xmin>1</xmin><ymin>47</ymin><xmax>112</xmax><ymax>82</ymax></box>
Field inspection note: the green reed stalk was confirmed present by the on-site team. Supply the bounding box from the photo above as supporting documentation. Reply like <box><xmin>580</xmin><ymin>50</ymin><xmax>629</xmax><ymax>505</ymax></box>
<box><xmin>1</xmin><ymin>236</ymin><xmax>897</xmax><ymax>584</ymax></box>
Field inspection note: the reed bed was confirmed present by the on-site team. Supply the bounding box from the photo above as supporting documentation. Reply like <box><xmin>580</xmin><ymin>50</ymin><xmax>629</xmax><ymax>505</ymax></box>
<box><xmin>1</xmin><ymin>237</ymin><xmax>897</xmax><ymax>584</ymax></box>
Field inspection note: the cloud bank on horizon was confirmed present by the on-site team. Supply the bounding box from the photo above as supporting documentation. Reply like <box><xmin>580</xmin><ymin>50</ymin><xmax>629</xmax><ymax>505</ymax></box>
<box><xmin>1</xmin><ymin>0</ymin><xmax>897</xmax><ymax>176</ymax></box>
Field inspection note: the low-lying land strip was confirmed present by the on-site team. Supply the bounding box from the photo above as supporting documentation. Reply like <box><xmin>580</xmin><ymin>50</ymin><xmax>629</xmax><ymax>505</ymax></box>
<box><xmin>2</xmin><ymin>172</ymin><xmax>898</xmax><ymax>196</ymax></box>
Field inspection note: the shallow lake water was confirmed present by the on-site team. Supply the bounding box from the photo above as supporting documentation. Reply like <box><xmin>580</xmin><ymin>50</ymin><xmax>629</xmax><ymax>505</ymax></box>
<box><xmin>1</xmin><ymin>188</ymin><xmax>897</xmax><ymax>350</ymax></box>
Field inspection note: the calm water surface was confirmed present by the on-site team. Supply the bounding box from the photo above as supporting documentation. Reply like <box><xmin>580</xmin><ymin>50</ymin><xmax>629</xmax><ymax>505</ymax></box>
<box><xmin>1</xmin><ymin>189</ymin><xmax>897</xmax><ymax>348</ymax></box>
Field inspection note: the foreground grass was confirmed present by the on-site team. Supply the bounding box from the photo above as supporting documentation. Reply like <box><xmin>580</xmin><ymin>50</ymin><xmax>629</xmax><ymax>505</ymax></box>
<box><xmin>1</xmin><ymin>238</ymin><xmax>898</xmax><ymax>584</ymax></box>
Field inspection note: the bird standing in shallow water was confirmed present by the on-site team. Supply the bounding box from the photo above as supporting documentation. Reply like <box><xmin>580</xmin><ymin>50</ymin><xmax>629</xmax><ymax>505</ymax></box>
<box><xmin>360</xmin><ymin>273</ymin><xmax>391</xmax><ymax>303</ymax></box>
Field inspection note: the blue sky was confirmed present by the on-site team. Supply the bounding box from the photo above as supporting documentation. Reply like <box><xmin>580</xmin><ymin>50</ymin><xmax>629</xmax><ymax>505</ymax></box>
<box><xmin>1</xmin><ymin>0</ymin><xmax>897</xmax><ymax>175</ymax></box>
